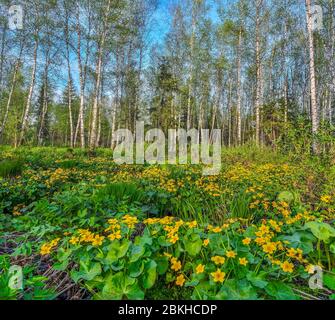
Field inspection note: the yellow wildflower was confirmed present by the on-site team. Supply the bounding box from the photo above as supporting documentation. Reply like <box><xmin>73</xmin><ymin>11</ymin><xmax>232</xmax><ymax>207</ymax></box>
<box><xmin>203</xmin><ymin>239</ymin><xmax>210</xmax><ymax>247</ymax></box>
<box><xmin>168</xmin><ymin>234</ymin><xmax>179</xmax><ymax>244</ymax></box>
<box><xmin>212</xmin><ymin>227</ymin><xmax>222</xmax><ymax>233</ymax></box>
<box><xmin>226</xmin><ymin>250</ymin><xmax>237</xmax><ymax>258</ymax></box>
<box><xmin>176</xmin><ymin>274</ymin><xmax>186</xmax><ymax>287</ymax></box>
<box><xmin>187</xmin><ymin>221</ymin><xmax>198</xmax><ymax>228</ymax></box>
<box><xmin>108</xmin><ymin>231</ymin><xmax>122</xmax><ymax>241</ymax></box>
<box><xmin>321</xmin><ymin>195</ymin><xmax>331</xmax><ymax>203</ymax></box>
<box><xmin>239</xmin><ymin>257</ymin><xmax>248</xmax><ymax>266</ymax></box>
<box><xmin>281</xmin><ymin>261</ymin><xmax>294</xmax><ymax>273</ymax></box>
<box><xmin>211</xmin><ymin>256</ymin><xmax>225</xmax><ymax>265</ymax></box>
<box><xmin>69</xmin><ymin>236</ymin><xmax>79</xmax><ymax>245</ymax></box>
<box><xmin>40</xmin><ymin>244</ymin><xmax>51</xmax><ymax>256</ymax></box>
<box><xmin>242</xmin><ymin>238</ymin><xmax>251</xmax><ymax>245</ymax></box>
<box><xmin>211</xmin><ymin>269</ymin><xmax>226</xmax><ymax>283</ymax></box>
<box><xmin>91</xmin><ymin>235</ymin><xmax>105</xmax><ymax>246</ymax></box>
<box><xmin>196</xmin><ymin>264</ymin><xmax>205</xmax><ymax>274</ymax></box>
<box><xmin>171</xmin><ymin>259</ymin><xmax>182</xmax><ymax>272</ymax></box>
<box><xmin>262</xmin><ymin>242</ymin><xmax>277</xmax><ymax>254</ymax></box>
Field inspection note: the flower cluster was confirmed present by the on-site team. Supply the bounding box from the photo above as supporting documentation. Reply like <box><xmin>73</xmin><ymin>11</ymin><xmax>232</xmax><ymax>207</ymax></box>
<box><xmin>40</xmin><ymin>238</ymin><xmax>60</xmax><ymax>255</ymax></box>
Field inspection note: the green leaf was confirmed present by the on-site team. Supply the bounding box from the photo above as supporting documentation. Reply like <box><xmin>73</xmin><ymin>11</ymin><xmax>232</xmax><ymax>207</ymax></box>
<box><xmin>324</xmin><ymin>273</ymin><xmax>335</xmax><ymax>290</ymax></box>
<box><xmin>185</xmin><ymin>280</ymin><xmax>199</xmax><ymax>287</ymax></box>
<box><xmin>265</xmin><ymin>281</ymin><xmax>298</xmax><ymax>300</ymax></box>
<box><xmin>305</xmin><ymin>222</ymin><xmax>335</xmax><ymax>243</ymax></box>
<box><xmin>129</xmin><ymin>245</ymin><xmax>145</xmax><ymax>263</ymax></box>
<box><xmin>183</xmin><ymin>233</ymin><xmax>202</xmax><ymax>257</ymax></box>
<box><xmin>110</xmin><ymin>260</ymin><xmax>125</xmax><ymax>271</ymax></box>
<box><xmin>142</xmin><ymin>260</ymin><xmax>157</xmax><ymax>289</ymax></box>
<box><xmin>54</xmin><ymin>248</ymin><xmax>72</xmax><ymax>271</ymax></box>
<box><xmin>246</xmin><ymin>271</ymin><xmax>268</xmax><ymax>289</ymax></box>
<box><xmin>71</xmin><ymin>262</ymin><xmax>102</xmax><ymax>283</ymax></box>
<box><xmin>277</xmin><ymin>191</ymin><xmax>295</xmax><ymax>204</ymax></box>
<box><xmin>129</xmin><ymin>260</ymin><xmax>144</xmax><ymax>278</ymax></box>
<box><xmin>156</xmin><ymin>256</ymin><xmax>169</xmax><ymax>275</ymax></box>
<box><xmin>278</xmin><ymin>231</ymin><xmax>315</xmax><ymax>254</ymax></box>
<box><xmin>105</xmin><ymin>239</ymin><xmax>130</xmax><ymax>264</ymax></box>
<box><xmin>135</xmin><ymin>229</ymin><xmax>152</xmax><ymax>246</ymax></box>
<box><xmin>100</xmin><ymin>272</ymin><xmax>144</xmax><ymax>300</ymax></box>
<box><xmin>216</xmin><ymin>279</ymin><xmax>258</xmax><ymax>300</ymax></box>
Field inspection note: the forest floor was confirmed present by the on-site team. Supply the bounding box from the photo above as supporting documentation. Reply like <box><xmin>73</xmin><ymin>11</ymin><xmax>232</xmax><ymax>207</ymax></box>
<box><xmin>0</xmin><ymin>146</ymin><xmax>335</xmax><ymax>300</ymax></box>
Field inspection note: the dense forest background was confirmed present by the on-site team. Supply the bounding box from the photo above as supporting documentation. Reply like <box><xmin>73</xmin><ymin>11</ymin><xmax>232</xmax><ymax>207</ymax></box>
<box><xmin>0</xmin><ymin>0</ymin><xmax>334</xmax><ymax>154</ymax></box>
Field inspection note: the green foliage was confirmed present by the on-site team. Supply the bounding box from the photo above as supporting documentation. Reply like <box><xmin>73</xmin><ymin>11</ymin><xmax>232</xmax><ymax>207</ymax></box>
<box><xmin>229</xmin><ymin>191</ymin><xmax>252</xmax><ymax>220</ymax></box>
<box><xmin>0</xmin><ymin>158</ymin><xmax>24</xmax><ymax>178</ymax></box>
<box><xmin>1</xmin><ymin>147</ymin><xmax>335</xmax><ymax>300</ymax></box>
<box><xmin>97</xmin><ymin>183</ymin><xmax>145</xmax><ymax>204</ymax></box>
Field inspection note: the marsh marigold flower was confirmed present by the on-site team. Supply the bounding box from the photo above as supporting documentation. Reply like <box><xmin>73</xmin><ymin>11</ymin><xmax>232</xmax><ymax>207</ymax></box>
<box><xmin>171</xmin><ymin>259</ymin><xmax>182</xmax><ymax>272</ymax></box>
<box><xmin>211</xmin><ymin>256</ymin><xmax>225</xmax><ymax>265</ymax></box>
<box><xmin>242</xmin><ymin>238</ymin><xmax>251</xmax><ymax>245</ymax></box>
<box><xmin>187</xmin><ymin>221</ymin><xmax>198</xmax><ymax>228</ymax></box>
<box><xmin>212</xmin><ymin>227</ymin><xmax>222</xmax><ymax>233</ymax></box>
<box><xmin>211</xmin><ymin>269</ymin><xmax>226</xmax><ymax>283</ymax></box>
<box><xmin>239</xmin><ymin>257</ymin><xmax>248</xmax><ymax>266</ymax></box>
<box><xmin>281</xmin><ymin>261</ymin><xmax>294</xmax><ymax>273</ymax></box>
<box><xmin>226</xmin><ymin>250</ymin><xmax>237</xmax><ymax>258</ymax></box>
<box><xmin>91</xmin><ymin>235</ymin><xmax>105</xmax><ymax>246</ymax></box>
<box><xmin>203</xmin><ymin>239</ymin><xmax>210</xmax><ymax>247</ymax></box>
<box><xmin>287</xmin><ymin>248</ymin><xmax>297</xmax><ymax>259</ymax></box>
<box><xmin>69</xmin><ymin>236</ymin><xmax>79</xmax><ymax>245</ymax></box>
<box><xmin>321</xmin><ymin>195</ymin><xmax>331</xmax><ymax>203</ymax></box>
<box><xmin>108</xmin><ymin>231</ymin><xmax>122</xmax><ymax>241</ymax></box>
<box><xmin>196</xmin><ymin>264</ymin><xmax>205</xmax><ymax>274</ymax></box>
<box><xmin>262</xmin><ymin>242</ymin><xmax>277</xmax><ymax>254</ymax></box>
<box><xmin>255</xmin><ymin>237</ymin><xmax>266</xmax><ymax>245</ymax></box>
<box><xmin>168</xmin><ymin>234</ymin><xmax>179</xmax><ymax>244</ymax></box>
<box><xmin>176</xmin><ymin>274</ymin><xmax>186</xmax><ymax>287</ymax></box>
<box><xmin>40</xmin><ymin>244</ymin><xmax>52</xmax><ymax>255</ymax></box>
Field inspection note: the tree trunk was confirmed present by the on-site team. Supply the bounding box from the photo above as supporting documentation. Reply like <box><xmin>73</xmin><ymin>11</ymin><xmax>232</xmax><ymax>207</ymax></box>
<box><xmin>19</xmin><ymin>34</ymin><xmax>39</xmax><ymax>146</ymax></box>
<box><xmin>237</xmin><ymin>27</ymin><xmax>243</xmax><ymax>145</ymax></box>
<box><xmin>255</xmin><ymin>0</ymin><xmax>263</xmax><ymax>146</ymax></box>
<box><xmin>89</xmin><ymin>0</ymin><xmax>111</xmax><ymax>149</ymax></box>
<box><xmin>228</xmin><ymin>80</ymin><xmax>232</xmax><ymax>147</ymax></box>
<box><xmin>329</xmin><ymin>91</ymin><xmax>333</xmax><ymax>125</ymax></box>
<box><xmin>74</xmin><ymin>2</ymin><xmax>91</xmax><ymax>149</ymax></box>
<box><xmin>0</xmin><ymin>25</ymin><xmax>7</xmax><ymax>92</ymax></box>
<box><xmin>38</xmin><ymin>49</ymin><xmax>50</xmax><ymax>146</ymax></box>
<box><xmin>187</xmin><ymin>4</ymin><xmax>196</xmax><ymax>131</ymax></box>
<box><xmin>305</xmin><ymin>0</ymin><xmax>319</xmax><ymax>154</ymax></box>
<box><xmin>65</xmin><ymin>8</ymin><xmax>74</xmax><ymax>148</ymax></box>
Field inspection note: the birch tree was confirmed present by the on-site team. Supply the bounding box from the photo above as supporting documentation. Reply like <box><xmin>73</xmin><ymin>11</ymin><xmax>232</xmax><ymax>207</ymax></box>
<box><xmin>305</xmin><ymin>0</ymin><xmax>319</xmax><ymax>154</ymax></box>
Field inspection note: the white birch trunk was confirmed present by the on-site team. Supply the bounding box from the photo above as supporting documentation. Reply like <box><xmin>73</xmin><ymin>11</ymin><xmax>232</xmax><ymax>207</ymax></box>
<box><xmin>306</xmin><ymin>0</ymin><xmax>319</xmax><ymax>154</ymax></box>
<box><xmin>19</xmin><ymin>35</ymin><xmax>39</xmax><ymax>146</ymax></box>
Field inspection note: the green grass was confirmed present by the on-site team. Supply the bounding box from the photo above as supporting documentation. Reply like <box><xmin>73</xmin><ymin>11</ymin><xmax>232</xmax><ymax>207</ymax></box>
<box><xmin>0</xmin><ymin>158</ymin><xmax>24</xmax><ymax>178</ymax></box>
